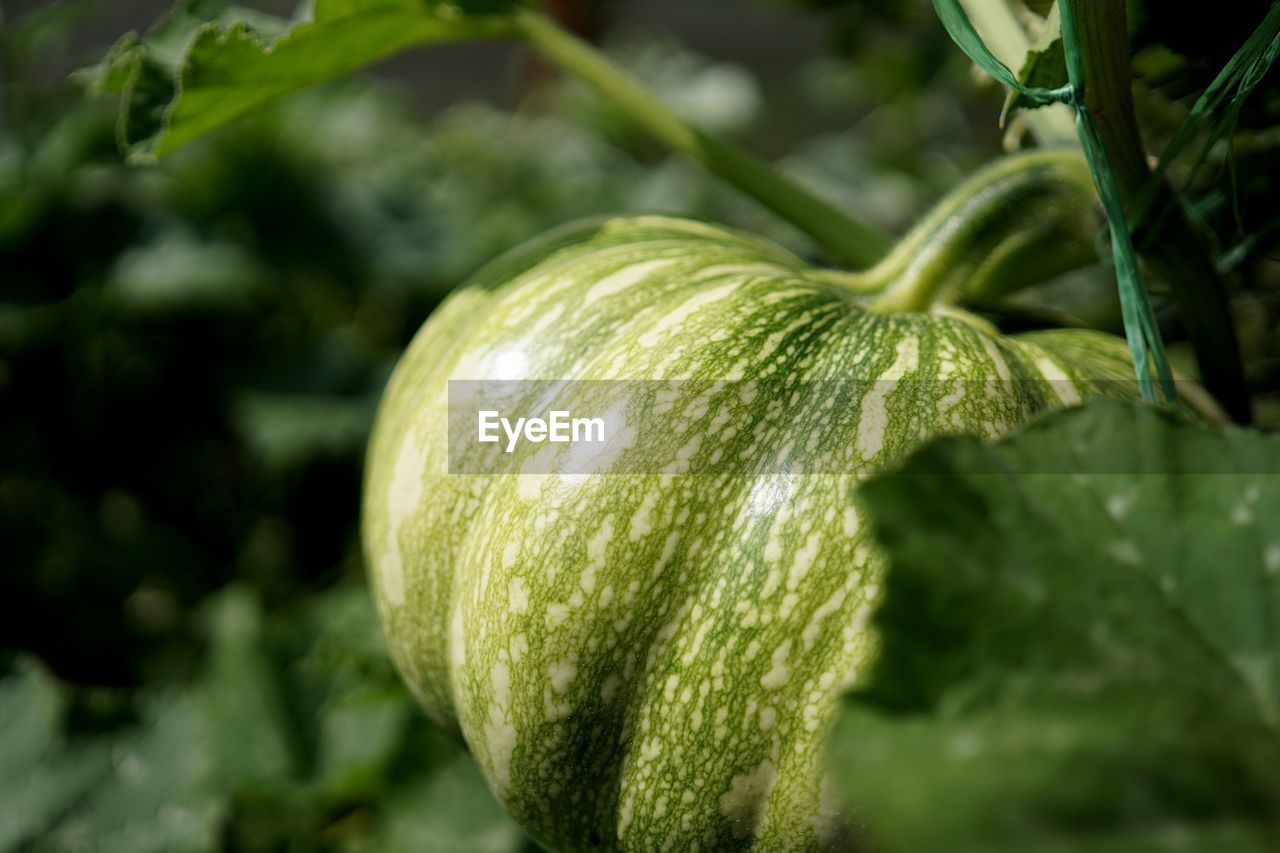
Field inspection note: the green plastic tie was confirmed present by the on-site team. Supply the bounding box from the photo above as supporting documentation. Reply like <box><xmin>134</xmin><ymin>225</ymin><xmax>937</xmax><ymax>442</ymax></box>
<box><xmin>932</xmin><ymin>0</ymin><xmax>1176</xmax><ymax>406</ymax></box>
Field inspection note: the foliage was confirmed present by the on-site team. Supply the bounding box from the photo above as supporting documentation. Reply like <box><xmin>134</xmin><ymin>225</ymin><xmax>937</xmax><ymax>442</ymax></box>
<box><xmin>83</xmin><ymin>0</ymin><xmax>526</xmax><ymax>160</ymax></box>
<box><xmin>0</xmin><ymin>586</ymin><xmax>532</xmax><ymax>851</ymax></box>
<box><xmin>4</xmin><ymin>0</ymin><xmax>1280</xmax><ymax>848</ymax></box>
<box><xmin>833</xmin><ymin>399</ymin><xmax>1280</xmax><ymax>850</ymax></box>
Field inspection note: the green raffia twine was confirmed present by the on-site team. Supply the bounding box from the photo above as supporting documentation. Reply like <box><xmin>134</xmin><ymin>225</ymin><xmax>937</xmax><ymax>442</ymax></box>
<box><xmin>932</xmin><ymin>0</ymin><xmax>1176</xmax><ymax>406</ymax></box>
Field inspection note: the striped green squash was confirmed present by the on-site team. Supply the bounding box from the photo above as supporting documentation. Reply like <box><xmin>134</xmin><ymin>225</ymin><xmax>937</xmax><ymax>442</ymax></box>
<box><xmin>363</xmin><ymin>154</ymin><xmax>1138</xmax><ymax>851</ymax></box>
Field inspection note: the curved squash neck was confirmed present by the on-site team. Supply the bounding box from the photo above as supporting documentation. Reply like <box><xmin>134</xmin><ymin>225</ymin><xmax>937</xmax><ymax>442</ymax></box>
<box><xmin>822</xmin><ymin>149</ymin><xmax>1097</xmax><ymax>314</ymax></box>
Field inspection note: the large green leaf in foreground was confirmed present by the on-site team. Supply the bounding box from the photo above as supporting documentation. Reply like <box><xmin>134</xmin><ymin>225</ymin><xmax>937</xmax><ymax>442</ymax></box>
<box><xmin>833</xmin><ymin>399</ymin><xmax>1280</xmax><ymax>851</ymax></box>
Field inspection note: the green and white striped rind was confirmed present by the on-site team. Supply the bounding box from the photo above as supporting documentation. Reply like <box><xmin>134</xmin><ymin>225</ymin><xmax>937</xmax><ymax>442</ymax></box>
<box><xmin>362</xmin><ymin>216</ymin><xmax>1137</xmax><ymax>852</ymax></box>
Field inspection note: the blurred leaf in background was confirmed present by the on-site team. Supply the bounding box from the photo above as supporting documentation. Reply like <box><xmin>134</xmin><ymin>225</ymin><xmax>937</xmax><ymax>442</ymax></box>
<box><xmin>0</xmin><ymin>585</ymin><xmax>532</xmax><ymax>851</ymax></box>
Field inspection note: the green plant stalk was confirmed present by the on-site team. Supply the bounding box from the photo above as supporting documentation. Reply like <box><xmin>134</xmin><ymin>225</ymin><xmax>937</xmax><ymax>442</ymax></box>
<box><xmin>512</xmin><ymin>9</ymin><xmax>892</xmax><ymax>269</ymax></box>
<box><xmin>957</xmin><ymin>0</ymin><xmax>1076</xmax><ymax>146</ymax></box>
<box><xmin>1059</xmin><ymin>1</ymin><xmax>1173</xmax><ymax>405</ymax></box>
<box><xmin>824</xmin><ymin>149</ymin><xmax>1098</xmax><ymax>312</ymax></box>
<box><xmin>1062</xmin><ymin>0</ymin><xmax>1251</xmax><ymax>423</ymax></box>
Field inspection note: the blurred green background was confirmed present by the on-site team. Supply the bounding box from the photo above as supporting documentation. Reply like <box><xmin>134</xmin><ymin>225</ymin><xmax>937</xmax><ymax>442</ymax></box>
<box><xmin>1</xmin><ymin>0</ymin><xmax>1277</xmax><ymax>849</ymax></box>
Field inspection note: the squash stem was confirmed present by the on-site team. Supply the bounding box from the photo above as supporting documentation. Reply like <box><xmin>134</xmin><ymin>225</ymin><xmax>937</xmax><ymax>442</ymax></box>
<box><xmin>512</xmin><ymin>9</ymin><xmax>893</xmax><ymax>270</ymax></box>
<box><xmin>843</xmin><ymin>149</ymin><xmax>1097</xmax><ymax>313</ymax></box>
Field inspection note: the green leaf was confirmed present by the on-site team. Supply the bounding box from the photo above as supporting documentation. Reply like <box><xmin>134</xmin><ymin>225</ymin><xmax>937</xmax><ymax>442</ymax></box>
<box><xmin>44</xmin><ymin>694</ymin><xmax>225</xmax><ymax>853</ymax></box>
<box><xmin>831</xmin><ymin>400</ymin><xmax>1280</xmax><ymax>852</ymax></box>
<box><xmin>76</xmin><ymin>1</ymin><xmax>288</xmax><ymax>155</ymax></box>
<box><xmin>0</xmin><ymin>663</ymin><xmax>113</xmax><ymax>852</ymax></box>
<box><xmin>931</xmin><ymin>0</ymin><xmax>1068</xmax><ymax>101</ymax></box>
<box><xmin>311</xmin><ymin>687</ymin><xmax>412</xmax><ymax>803</ymax></box>
<box><xmin>107</xmin><ymin>227</ymin><xmax>262</xmax><ymax>311</ymax></box>
<box><xmin>199</xmin><ymin>588</ymin><xmax>299</xmax><ymax>793</ymax></box>
<box><xmin>232</xmin><ymin>391</ymin><xmax>379</xmax><ymax>470</ymax></box>
<box><xmin>375</xmin><ymin>756</ymin><xmax>527</xmax><ymax>853</ymax></box>
<box><xmin>1</xmin><ymin>584</ymin><xmax>521</xmax><ymax>849</ymax></box>
<box><xmin>1001</xmin><ymin>5</ymin><xmax>1066</xmax><ymax>124</ymax></box>
<box><xmin>83</xmin><ymin>0</ymin><xmax>522</xmax><ymax>161</ymax></box>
